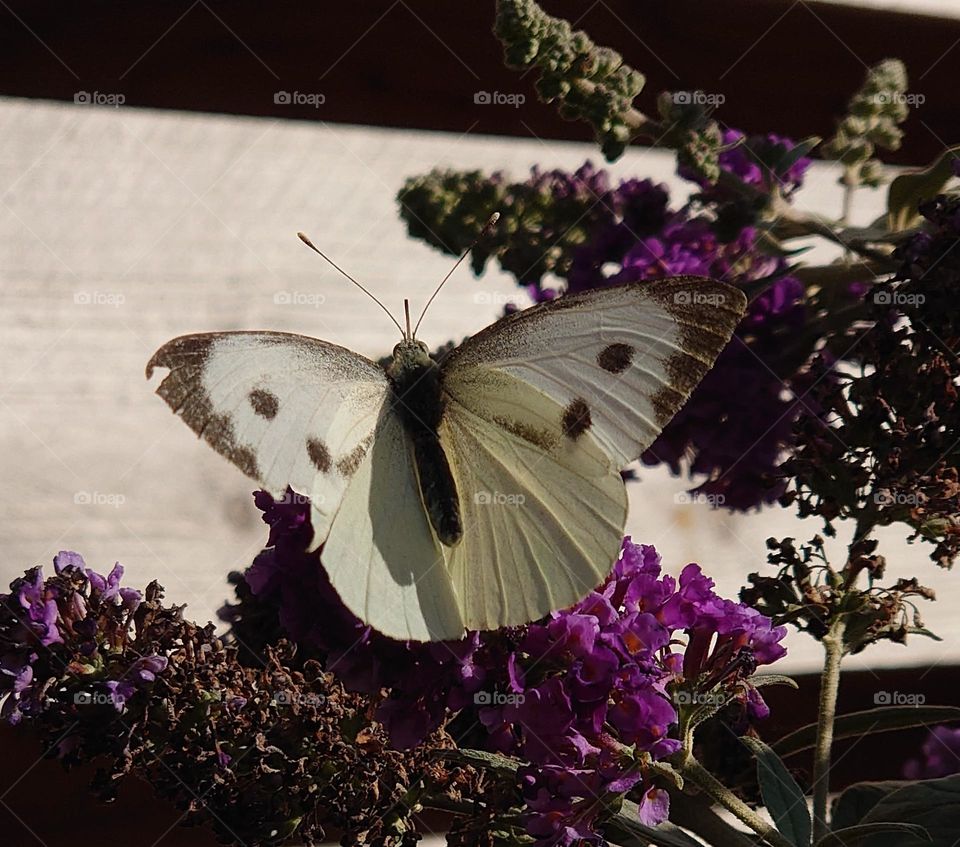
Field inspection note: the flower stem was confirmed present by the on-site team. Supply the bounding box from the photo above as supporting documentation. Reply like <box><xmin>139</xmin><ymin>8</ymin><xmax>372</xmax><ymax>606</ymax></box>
<box><xmin>679</xmin><ymin>755</ymin><xmax>794</xmax><ymax>847</ymax></box>
<box><xmin>812</xmin><ymin>616</ymin><xmax>847</xmax><ymax>841</ymax></box>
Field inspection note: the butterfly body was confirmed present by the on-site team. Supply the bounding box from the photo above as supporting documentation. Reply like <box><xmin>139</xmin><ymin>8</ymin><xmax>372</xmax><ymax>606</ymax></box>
<box><xmin>386</xmin><ymin>339</ymin><xmax>462</xmax><ymax>546</ymax></box>
<box><xmin>148</xmin><ymin>276</ymin><xmax>746</xmax><ymax>641</ymax></box>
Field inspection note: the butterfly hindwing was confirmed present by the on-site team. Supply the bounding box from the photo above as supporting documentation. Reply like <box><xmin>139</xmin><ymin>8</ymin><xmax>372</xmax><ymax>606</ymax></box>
<box><xmin>438</xmin><ymin>387</ymin><xmax>627</xmax><ymax>631</ymax></box>
<box><xmin>323</xmin><ymin>408</ymin><xmax>464</xmax><ymax>641</ymax></box>
<box><xmin>146</xmin><ymin>331</ymin><xmax>389</xmax><ymax>538</ymax></box>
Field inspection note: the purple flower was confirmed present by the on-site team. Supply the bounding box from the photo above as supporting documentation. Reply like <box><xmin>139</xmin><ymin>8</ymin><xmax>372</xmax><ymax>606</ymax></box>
<box><xmin>230</xmin><ymin>496</ymin><xmax>787</xmax><ymax>845</ymax></box>
<box><xmin>0</xmin><ymin>554</ymin><xmax>162</xmax><ymax>725</ymax></box>
<box><xmin>681</xmin><ymin>129</ymin><xmax>811</xmax><ymax>195</ymax></box>
<box><xmin>904</xmin><ymin>725</ymin><xmax>960</xmax><ymax>779</ymax></box>
<box><xmin>532</xmin><ymin>165</ymin><xmax>812</xmax><ymax>508</ymax></box>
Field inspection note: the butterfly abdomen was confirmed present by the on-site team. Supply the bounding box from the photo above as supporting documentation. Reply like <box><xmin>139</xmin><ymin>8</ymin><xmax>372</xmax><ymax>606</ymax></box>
<box><xmin>387</xmin><ymin>345</ymin><xmax>463</xmax><ymax>547</ymax></box>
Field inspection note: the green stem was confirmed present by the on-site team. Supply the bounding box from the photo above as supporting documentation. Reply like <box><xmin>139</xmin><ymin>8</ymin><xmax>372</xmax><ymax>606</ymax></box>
<box><xmin>772</xmin><ymin>203</ymin><xmax>896</xmax><ymax>268</ymax></box>
<box><xmin>812</xmin><ymin>617</ymin><xmax>847</xmax><ymax>841</ymax></box>
<box><xmin>679</xmin><ymin>756</ymin><xmax>794</xmax><ymax>847</ymax></box>
<box><xmin>840</xmin><ymin>169</ymin><xmax>857</xmax><ymax>226</ymax></box>
<box><xmin>572</xmin><ymin>78</ymin><xmax>662</xmax><ymax>140</ymax></box>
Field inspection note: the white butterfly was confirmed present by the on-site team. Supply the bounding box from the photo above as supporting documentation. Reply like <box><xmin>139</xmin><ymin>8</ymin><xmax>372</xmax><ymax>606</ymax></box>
<box><xmin>147</xmin><ymin>227</ymin><xmax>745</xmax><ymax>642</ymax></box>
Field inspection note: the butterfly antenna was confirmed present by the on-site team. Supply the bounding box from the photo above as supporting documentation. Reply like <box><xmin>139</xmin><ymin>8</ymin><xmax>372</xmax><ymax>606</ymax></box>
<box><xmin>297</xmin><ymin>232</ymin><xmax>405</xmax><ymax>338</ymax></box>
<box><xmin>412</xmin><ymin>212</ymin><xmax>500</xmax><ymax>339</ymax></box>
<box><xmin>404</xmin><ymin>299</ymin><xmax>412</xmax><ymax>341</ymax></box>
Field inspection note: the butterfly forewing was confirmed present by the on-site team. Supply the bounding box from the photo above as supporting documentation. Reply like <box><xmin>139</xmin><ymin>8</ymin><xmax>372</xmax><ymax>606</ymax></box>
<box><xmin>441</xmin><ymin>276</ymin><xmax>747</xmax><ymax>467</ymax></box>
<box><xmin>146</xmin><ymin>331</ymin><xmax>389</xmax><ymax>537</ymax></box>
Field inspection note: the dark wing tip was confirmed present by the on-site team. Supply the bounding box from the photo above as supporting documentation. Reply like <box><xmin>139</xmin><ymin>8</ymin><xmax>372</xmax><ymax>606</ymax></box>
<box><xmin>146</xmin><ymin>334</ymin><xmax>216</xmax><ymax>381</ymax></box>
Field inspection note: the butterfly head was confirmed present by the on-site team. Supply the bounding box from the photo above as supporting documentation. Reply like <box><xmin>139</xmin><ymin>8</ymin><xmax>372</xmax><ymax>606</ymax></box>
<box><xmin>389</xmin><ymin>338</ymin><xmax>432</xmax><ymax>377</ymax></box>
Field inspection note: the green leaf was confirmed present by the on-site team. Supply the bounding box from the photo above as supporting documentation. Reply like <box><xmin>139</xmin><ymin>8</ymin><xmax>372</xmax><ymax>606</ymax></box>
<box><xmin>749</xmin><ymin>673</ymin><xmax>800</xmax><ymax>690</ymax></box>
<box><xmin>831</xmin><ymin>781</ymin><xmax>909</xmax><ymax>830</ymax></box>
<box><xmin>859</xmin><ymin>775</ymin><xmax>960</xmax><ymax>845</ymax></box>
<box><xmin>741</xmin><ymin>737</ymin><xmax>812</xmax><ymax>847</ymax></box>
<box><xmin>437</xmin><ymin>747</ymin><xmax>520</xmax><ymax>774</ymax></box>
<box><xmin>777</xmin><ymin>136</ymin><xmax>821</xmax><ymax>174</ymax></box>
<box><xmin>772</xmin><ymin>706</ymin><xmax>960</xmax><ymax>760</ymax></box>
<box><xmin>815</xmin><ymin>822</ymin><xmax>929</xmax><ymax>847</ymax></box>
<box><xmin>886</xmin><ymin>144</ymin><xmax>960</xmax><ymax>231</ymax></box>
<box><xmin>605</xmin><ymin>800</ymin><xmax>706</xmax><ymax>847</ymax></box>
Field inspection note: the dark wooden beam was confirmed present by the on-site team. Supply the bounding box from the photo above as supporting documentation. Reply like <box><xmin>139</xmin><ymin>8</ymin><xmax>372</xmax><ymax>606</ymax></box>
<box><xmin>0</xmin><ymin>1</ymin><xmax>957</xmax><ymax>165</ymax></box>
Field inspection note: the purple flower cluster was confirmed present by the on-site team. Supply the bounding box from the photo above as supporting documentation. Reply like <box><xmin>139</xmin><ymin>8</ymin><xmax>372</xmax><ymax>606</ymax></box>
<box><xmin>0</xmin><ymin>553</ymin><xmax>165</xmax><ymax>725</ymax></box>
<box><xmin>681</xmin><ymin>128</ymin><xmax>811</xmax><ymax>196</ymax></box>
<box><xmin>530</xmin><ymin>151</ymin><xmax>812</xmax><ymax>508</ymax></box>
<box><xmin>903</xmin><ymin>725</ymin><xmax>960</xmax><ymax>779</ymax></box>
<box><xmin>486</xmin><ymin>541</ymin><xmax>785</xmax><ymax>843</ymax></box>
<box><xmin>236</xmin><ymin>492</ymin><xmax>787</xmax><ymax>844</ymax></box>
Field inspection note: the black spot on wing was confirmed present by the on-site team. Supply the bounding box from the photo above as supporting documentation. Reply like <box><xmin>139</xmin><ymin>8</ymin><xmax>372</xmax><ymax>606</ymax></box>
<box><xmin>597</xmin><ymin>342</ymin><xmax>634</xmax><ymax>374</ymax></box>
<box><xmin>336</xmin><ymin>435</ymin><xmax>373</xmax><ymax>477</ymax></box>
<box><xmin>561</xmin><ymin>398</ymin><xmax>592</xmax><ymax>440</ymax></box>
<box><xmin>249</xmin><ymin>388</ymin><xmax>279</xmax><ymax>420</ymax></box>
<box><xmin>306</xmin><ymin>438</ymin><xmax>332</xmax><ymax>473</ymax></box>
<box><xmin>493</xmin><ymin>416</ymin><xmax>557</xmax><ymax>451</ymax></box>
